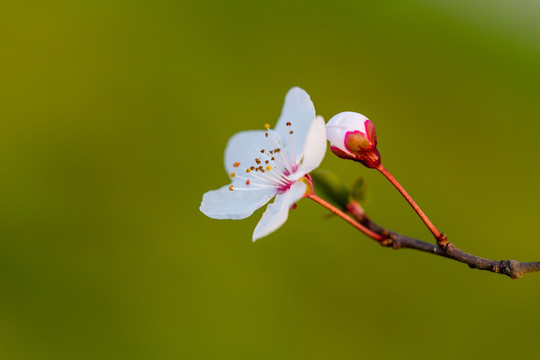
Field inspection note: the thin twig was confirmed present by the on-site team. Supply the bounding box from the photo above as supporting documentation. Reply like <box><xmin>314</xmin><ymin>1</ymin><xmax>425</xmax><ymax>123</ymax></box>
<box><xmin>307</xmin><ymin>194</ymin><xmax>385</xmax><ymax>241</ymax></box>
<box><xmin>344</xmin><ymin>202</ymin><xmax>540</xmax><ymax>279</ymax></box>
<box><xmin>376</xmin><ymin>164</ymin><xmax>446</xmax><ymax>245</ymax></box>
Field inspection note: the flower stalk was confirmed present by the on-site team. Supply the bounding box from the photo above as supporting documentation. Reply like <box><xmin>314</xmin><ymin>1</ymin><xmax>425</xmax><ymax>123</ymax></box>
<box><xmin>325</xmin><ymin>111</ymin><xmax>446</xmax><ymax>246</ymax></box>
<box><xmin>307</xmin><ymin>193</ymin><xmax>386</xmax><ymax>241</ymax></box>
<box><xmin>376</xmin><ymin>164</ymin><xmax>446</xmax><ymax>246</ymax></box>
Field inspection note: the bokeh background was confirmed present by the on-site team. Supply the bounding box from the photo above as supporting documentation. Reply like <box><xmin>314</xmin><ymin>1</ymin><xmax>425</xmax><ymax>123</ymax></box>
<box><xmin>1</xmin><ymin>1</ymin><xmax>539</xmax><ymax>359</ymax></box>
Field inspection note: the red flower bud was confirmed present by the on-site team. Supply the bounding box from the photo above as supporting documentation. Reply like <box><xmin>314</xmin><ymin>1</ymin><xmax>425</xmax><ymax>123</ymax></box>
<box><xmin>326</xmin><ymin>112</ymin><xmax>381</xmax><ymax>168</ymax></box>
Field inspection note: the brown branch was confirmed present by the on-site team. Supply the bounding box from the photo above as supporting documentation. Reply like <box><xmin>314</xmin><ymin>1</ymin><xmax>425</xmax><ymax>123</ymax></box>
<box><xmin>346</xmin><ymin>203</ymin><xmax>540</xmax><ymax>279</ymax></box>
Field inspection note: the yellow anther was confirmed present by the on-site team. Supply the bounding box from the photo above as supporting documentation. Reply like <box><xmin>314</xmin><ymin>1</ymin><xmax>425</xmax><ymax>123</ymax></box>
<box><xmin>228</xmin><ymin>185</ymin><xmax>234</xmax><ymax>191</ymax></box>
<box><xmin>264</xmin><ymin>123</ymin><xmax>270</xmax><ymax>129</ymax></box>
<box><xmin>230</xmin><ymin>172</ymin><xmax>236</xmax><ymax>178</ymax></box>
<box><xmin>266</xmin><ymin>165</ymin><xmax>272</xmax><ymax>171</ymax></box>
<box><xmin>246</xmin><ymin>168</ymin><xmax>251</xmax><ymax>173</ymax></box>
<box><xmin>233</xmin><ymin>162</ymin><xmax>240</xmax><ymax>167</ymax></box>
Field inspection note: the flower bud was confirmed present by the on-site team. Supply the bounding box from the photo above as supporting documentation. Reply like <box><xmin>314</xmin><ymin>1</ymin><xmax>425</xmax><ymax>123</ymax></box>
<box><xmin>326</xmin><ymin>112</ymin><xmax>381</xmax><ymax>169</ymax></box>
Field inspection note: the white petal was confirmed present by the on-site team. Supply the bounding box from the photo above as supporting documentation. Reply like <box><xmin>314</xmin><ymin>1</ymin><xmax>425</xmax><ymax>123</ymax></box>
<box><xmin>327</xmin><ymin>111</ymin><xmax>370</xmax><ymax>130</ymax></box>
<box><xmin>200</xmin><ymin>184</ymin><xmax>275</xmax><ymax>220</ymax></box>
<box><xmin>326</xmin><ymin>112</ymin><xmax>369</xmax><ymax>156</ymax></box>
<box><xmin>275</xmin><ymin>87</ymin><xmax>316</xmax><ymax>162</ymax></box>
<box><xmin>224</xmin><ymin>129</ymin><xmax>282</xmax><ymax>175</ymax></box>
<box><xmin>252</xmin><ymin>181</ymin><xmax>307</xmax><ymax>241</ymax></box>
<box><xmin>325</xmin><ymin>125</ymin><xmax>352</xmax><ymax>155</ymax></box>
<box><xmin>289</xmin><ymin>115</ymin><xmax>327</xmax><ymax>181</ymax></box>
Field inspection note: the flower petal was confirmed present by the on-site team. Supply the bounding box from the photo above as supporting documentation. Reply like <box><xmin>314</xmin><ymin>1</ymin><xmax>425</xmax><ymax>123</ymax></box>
<box><xmin>275</xmin><ymin>87</ymin><xmax>316</xmax><ymax>162</ymax></box>
<box><xmin>289</xmin><ymin>115</ymin><xmax>327</xmax><ymax>181</ymax></box>
<box><xmin>224</xmin><ymin>129</ymin><xmax>282</xmax><ymax>175</ymax></box>
<box><xmin>252</xmin><ymin>181</ymin><xmax>307</xmax><ymax>241</ymax></box>
<box><xmin>200</xmin><ymin>184</ymin><xmax>275</xmax><ymax>220</ymax></box>
<box><xmin>326</xmin><ymin>112</ymin><xmax>369</xmax><ymax>156</ymax></box>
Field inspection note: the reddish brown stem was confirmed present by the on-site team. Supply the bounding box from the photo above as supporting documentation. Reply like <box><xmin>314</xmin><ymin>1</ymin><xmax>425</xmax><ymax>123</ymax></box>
<box><xmin>307</xmin><ymin>194</ymin><xmax>386</xmax><ymax>242</ymax></box>
<box><xmin>309</xmin><ymin>193</ymin><xmax>540</xmax><ymax>279</ymax></box>
<box><xmin>377</xmin><ymin>164</ymin><xmax>446</xmax><ymax>246</ymax></box>
<box><xmin>346</xmin><ymin>203</ymin><xmax>540</xmax><ymax>279</ymax></box>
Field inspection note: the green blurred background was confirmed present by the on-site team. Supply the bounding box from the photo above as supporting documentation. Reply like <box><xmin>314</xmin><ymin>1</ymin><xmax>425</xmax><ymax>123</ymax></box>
<box><xmin>1</xmin><ymin>1</ymin><xmax>539</xmax><ymax>359</ymax></box>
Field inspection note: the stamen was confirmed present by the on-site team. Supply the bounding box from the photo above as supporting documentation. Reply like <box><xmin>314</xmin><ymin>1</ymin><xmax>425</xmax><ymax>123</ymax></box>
<box><xmin>258</xmin><ymin>150</ymin><xmax>286</xmax><ymax>175</ymax></box>
<box><xmin>256</xmin><ymin>172</ymin><xmax>286</xmax><ymax>187</ymax></box>
<box><xmin>229</xmin><ymin>185</ymin><xmax>234</xmax><ymax>191</ymax></box>
<box><xmin>236</xmin><ymin>127</ymin><xmax>297</xmax><ymax>187</ymax></box>
<box><xmin>228</xmin><ymin>184</ymin><xmax>278</xmax><ymax>191</ymax></box>
<box><xmin>288</xmin><ymin>126</ymin><xmax>297</xmax><ymax>166</ymax></box>
<box><xmin>233</xmin><ymin>149</ymin><xmax>290</xmax><ymax>189</ymax></box>
<box><xmin>264</xmin><ymin>123</ymin><xmax>270</xmax><ymax>129</ymax></box>
<box><xmin>237</xmin><ymin>170</ymin><xmax>283</xmax><ymax>188</ymax></box>
<box><xmin>233</xmin><ymin>162</ymin><xmax>240</xmax><ymax>168</ymax></box>
<box><xmin>262</xmin><ymin>167</ymin><xmax>289</xmax><ymax>186</ymax></box>
<box><xmin>286</xmin><ymin>122</ymin><xmax>291</xmax><ymax>126</ymax></box>
<box><xmin>259</xmin><ymin>128</ymin><xmax>296</xmax><ymax>174</ymax></box>
<box><xmin>262</xmin><ymin>130</ymin><xmax>285</xmax><ymax>153</ymax></box>
<box><xmin>274</xmin><ymin>149</ymin><xmax>293</xmax><ymax>174</ymax></box>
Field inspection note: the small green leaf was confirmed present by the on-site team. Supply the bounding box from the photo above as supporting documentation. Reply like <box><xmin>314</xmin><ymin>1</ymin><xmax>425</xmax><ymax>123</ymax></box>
<box><xmin>350</xmin><ymin>177</ymin><xmax>367</xmax><ymax>203</ymax></box>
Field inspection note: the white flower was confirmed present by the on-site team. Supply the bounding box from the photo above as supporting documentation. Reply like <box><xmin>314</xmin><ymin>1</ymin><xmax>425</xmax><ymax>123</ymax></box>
<box><xmin>326</xmin><ymin>111</ymin><xmax>381</xmax><ymax>168</ymax></box>
<box><xmin>200</xmin><ymin>87</ymin><xmax>327</xmax><ymax>241</ymax></box>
